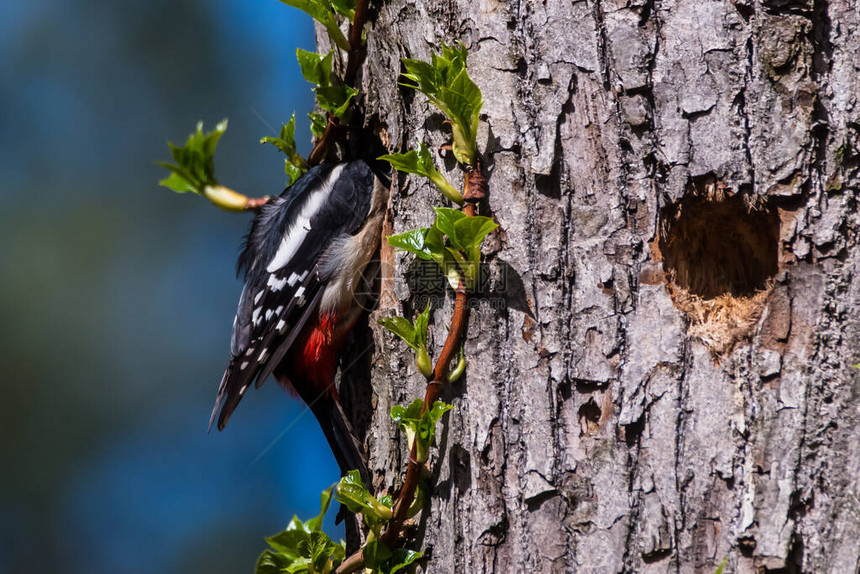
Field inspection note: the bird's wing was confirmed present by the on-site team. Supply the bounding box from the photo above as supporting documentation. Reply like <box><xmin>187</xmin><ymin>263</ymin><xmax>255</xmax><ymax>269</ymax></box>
<box><xmin>210</xmin><ymin>161</ymin><xmax>375</xmax><ymax>431</ymax></box>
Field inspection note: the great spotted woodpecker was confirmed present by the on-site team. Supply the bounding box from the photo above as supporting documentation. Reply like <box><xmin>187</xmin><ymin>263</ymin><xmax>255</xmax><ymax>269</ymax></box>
<box><xmin>209</xmin><ymin>160</ymin><xmax>388</xmax><ymax>480</ymax></box>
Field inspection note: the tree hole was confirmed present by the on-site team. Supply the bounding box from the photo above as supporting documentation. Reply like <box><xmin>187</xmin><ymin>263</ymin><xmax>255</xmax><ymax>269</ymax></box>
<box><xmin>655</xmin><ymin>180</ymin><xmax>782</xmax><ymax>355</ymax></box>
<box><xmin>659</xmin><ymin>192</ymin><xmax>779</xmax><ymax>298</ymax></box>
<box><xmin>578</xmin><ymin>399</ymin><xmax>602</xmax><ymax>436</ymax></box>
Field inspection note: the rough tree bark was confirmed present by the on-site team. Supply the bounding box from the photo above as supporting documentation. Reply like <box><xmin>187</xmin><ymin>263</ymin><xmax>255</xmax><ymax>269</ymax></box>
<box><xmin>331</xmin><ymin>0</ymin><xmax>860</xmax><ymax>571</ymax></box>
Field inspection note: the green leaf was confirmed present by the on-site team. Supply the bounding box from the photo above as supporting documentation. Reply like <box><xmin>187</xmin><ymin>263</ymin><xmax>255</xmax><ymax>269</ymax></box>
<box><xmin>448</xmin><ymin>344</ymin><xmax>466</xmax><ymax>382</ymax></box>
<box><xmin>413</xmin><ymin>302</ymin><xmax>431</xmax><ymax>348</ymax></box>
<box><xmin>429</xmin><ymin>400</ymin><xmax>453</xmax><ymax>421</ymax></box>
<box><xmin>265</xmin><ymin>520</ymin><xmax>308</xmax><ymax>558</ymax></box>
<box><xmin>390</xmin><ymin>398</ymin><xmax>424</xmax><ymax>426</ymax></box>
<box><xmin>157</xmin><ymin>119</ymin><xmax>228</xmax><ymax>195</ymax></box>
<box><xmin>363</xmin><ymin>539</ymin><xmax>393</xmax><ymax>570</ymax></box>
<box><xmin>278</xmin><ymin>0</ymin><xmax>349</xmax><ymax>51</ymax></box>
<box><xmin>378</xmin><ymin>302</ymin><xmax>431</xmax><ymax>352</ymax></box>
<box><xmin>309</xmin><ymin>112</ymin><xmax>327</xmax><ymax>139</ymax></box>
<box><xmin>387</xmin><ymin>228</ymin><xmax>433</xmax><ymax>260</ymax></box>
<box><xmin>714</xmin><ymin>556</ymin><xmax>729</xmax><ymax>574</ymax></box>
<box><xmin>305</xmin><ymin>484</ymin><xmax>335</xmax><ymax>532</ymax></box>
<box><xmin>377</xmin><ymin>316</ymin><xmax>417</xmax><ymax>349</ymax></box>
<box><xmin>379</xmin><ymin>143</ymin><xmax>439</xmax><ymax>176</ymax></box>
<box><xmin>334</xmin><ymin>470</ymin><xmax>392</xmax><ymax>525</ymax></box>
<box><xmin>261</xmin><ymin>114</ymin><xmax>309</xmax><ymax>185</ymax></box>
<box><xmin>285</xmin><ymin>161</ymin><xmax>305</xmax><ymax>186</ymax></box>
<box><xmin>329</xmin><ymin>0</ymin><xmax>356</xmax><ymax>19</ymax></box>
<box><xmin>400</xmin><ymin>43</ymin><xmax>482</xmax><ymax>165</ymax></box>
<box><xmin>157</xmin><ymin>169</ymin><xmax>197</xmax><ymax>194</ymax></box>
<box><xmin>298</xmin><ymin>531</ymin><xmax>338</xmax><ymax>572</ymax></box>
<box><xmin>404</xmin><ymin>480</ymin><xmax>426</xmax><ymax>519</ymax></box>
<box><xmin>433</xmin><ymin>207</ymin><xmax>468</xmax><ymax>249</ymax></box>
<box><xmin>260</xmin><ymin>115</ymin><xmax>299</xmax><ymax>158</ymax></box>
<box><xmin>400</xmin><ymin>59</ymin><xmax>437</xmax><ymax>95</ymax></box>
<box><xmin>379</xmin><ymin>143</ymin><xmax>462</xmax><ymax>204</ymax></box>
<box><xmin>454</xmin><ymin>216</ymin><xmax>498</xmax><ymax>252</ymax></box>
<box><xmin>390</xmin><ymin>399</ymin><xmax>453</xmax><ymax>463</ymax></box>
<box><xmin>316</xmin><ymin>85</ymin><xmax>358</xmax><ymax>119</ymax></box>
<box><xmin>277</xmin><ymin>0</ymin><xmax>328</xmax><ymax>24</ymax></box>
<box><xmin>382</xmin><ymin>549</ymin><xmax>424</xmax><ymax>574</ymax></box>
<box><xmin>441</xmin><ymin>68</ymin><xmax>481</xmax><ymax>163</ymax></box>
<box><xmin>297</xmin><ymin>48</ymin><xmax>333</xmax><ymax>87</ymax></box>
<box><xmin>424</xmin><ymin>226</ymin><xmax>447</xmax><ymax>263</ymax></box>
<box><xmin>255</xmin><ymin>549</ymin><xmax>296</xmax><ymax>574</ymax></box>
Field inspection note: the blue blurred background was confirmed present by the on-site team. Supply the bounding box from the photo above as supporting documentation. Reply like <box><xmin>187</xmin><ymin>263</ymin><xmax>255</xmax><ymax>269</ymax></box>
<box><xmin>0</xmin><ymin>1</ymin><xmax>344</xmax><ymax>572</ymax></box>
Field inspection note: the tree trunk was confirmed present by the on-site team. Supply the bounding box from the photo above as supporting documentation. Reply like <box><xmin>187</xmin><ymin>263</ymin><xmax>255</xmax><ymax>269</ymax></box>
<box><xmin>335</xmin><ymin>0</ymin><xmax>860</xmax><ymax>571</ymax></box>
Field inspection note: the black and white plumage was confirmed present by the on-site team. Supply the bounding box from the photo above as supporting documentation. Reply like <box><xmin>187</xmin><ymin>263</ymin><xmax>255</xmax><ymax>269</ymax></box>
<box><xmin>209</xmin><ymin>160</ymin><xmax>388</xmax><ymax>477</ymax></box>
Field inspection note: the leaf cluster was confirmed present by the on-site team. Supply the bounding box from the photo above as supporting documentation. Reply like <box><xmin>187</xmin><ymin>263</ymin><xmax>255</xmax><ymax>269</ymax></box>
<box><xmin>379</xmin><ymin>143</ymin><xmax>462</xmax><ymax>204</ymax></box>
<box><xmin>387</xmin><ymin>207</ymin><xmax>497</xmax><ymax>289</ymax></box>
<box><xmin>256</xmin><ymin>486</ymin><xmax>345</xmax><ymax>574</ymax></box>
<box><xmin>260</xmin><ymin>114</ymin><xmax>310</xmax><ymax>185</ymax></box>
<box><xmin>378</xmin><ymin>302</ymin><xmax>433</xmax><ymax>377</ymax></box>
<box><xmin>401</xmin><ymin>43</ymin><xmax>482</xmax><ymax>164</ymax></box>
<box><xmin>390</xmin><ymin>400</ymin><xmax>453</xmax><ymax>463</ymax></box>
<box><xmin>157</xmin><ymin>120</ymin><xmax>227</xmax><ymax>194</ymax></box>
<box><xmin>335</xmin><ymin>470</ymin><xmax>393</xmax><ymax>528</ymax></box>
<box><xmin>298</xmin><ymin>49</ymin><xmax>359</xmax><ymax>122</ymax></box>
<box><xmin>333</xmin><ymin>471</ymin><xmax>423</xmax><ymax>573</ymax></box>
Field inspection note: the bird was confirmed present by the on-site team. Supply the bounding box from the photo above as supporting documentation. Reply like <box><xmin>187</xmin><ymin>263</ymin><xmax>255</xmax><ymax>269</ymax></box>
<box><xmin>209</xmin><ymin>160</ymin><xmax>389</xmax><ymax>482</ymax></box>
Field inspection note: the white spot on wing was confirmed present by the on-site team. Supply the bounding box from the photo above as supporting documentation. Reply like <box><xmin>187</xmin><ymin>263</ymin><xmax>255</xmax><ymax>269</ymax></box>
<box><xmin>252</xmin><ymin>307</ymin><xmax>262</xmax><ymax>326</ymax></box>
<box><xmin>240</xmin><ymin>361</ymin><xmax>249</xmax><ymax>370</ymax></box>
<box><xmin>276</xmin><ymin>319</ymin><xmax>286</xmax><ymax>332</ymax></box>
<box><xmin>267</xmin><ymin>274</ymin><xmax>287</xmax><ymax>291</ymax></box>
<box><xmin>287</xmin><ymin>272</ymin><xmax>300</xmax><ymax>286</ymax></box>
<box><xmin>258</xmin><ymin>348</ymin><xmax>268</xmax><ymax>362</ymax></box>
<box><xmin>266</xmin><ymin>164</ymin><xmax>346</xmax><ymax>273</ymax></box>
<box><xmin>254</xmin><ymin>290</ymin><xmax>264</xmax><ymax>304</ymax></box>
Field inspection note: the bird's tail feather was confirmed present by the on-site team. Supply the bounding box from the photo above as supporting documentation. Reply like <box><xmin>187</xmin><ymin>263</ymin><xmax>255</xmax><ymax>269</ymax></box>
<box><xmin>310</xmin><ymin>395</ymin><xmax>370</xmax><ymax>487</ymax></box>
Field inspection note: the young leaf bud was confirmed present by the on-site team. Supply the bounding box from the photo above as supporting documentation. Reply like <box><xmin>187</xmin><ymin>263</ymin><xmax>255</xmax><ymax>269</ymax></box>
<box><xmin>415</xmin><ymin>344</ymin><xmax>433</xmax><ymax>378</ymax></box>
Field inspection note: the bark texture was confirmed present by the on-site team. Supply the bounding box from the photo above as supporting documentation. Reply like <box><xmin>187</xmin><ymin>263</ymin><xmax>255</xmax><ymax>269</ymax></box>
<box><xmin>336</xmin><ymin>0</ymin><xmax>860</xmax><ymax>571</ymax></box>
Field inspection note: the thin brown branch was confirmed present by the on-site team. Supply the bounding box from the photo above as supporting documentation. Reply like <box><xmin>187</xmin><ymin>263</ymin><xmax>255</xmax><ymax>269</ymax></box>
<box><xmin>308</xmin><ymin>119</ymin><xmax>342</xmax><ymax>166</ymax></box>
<box><xmin>334</xmin><ymin>549</ymin><xmax>364</xmax><ymax>574</ymax></box>
<box><xmin>344</xmin><ymin>0</ymin><xmax>370</xmax><ymax>87</ymax></box>
<box><xmin>308</xmin><ymin>0</ymin><xmax>370</xmax><ymax>166</ymax></box>
<box><xmin>380</xmin><ymin>285</ymin><xmax>469</xmax><ymax>547</ymax></box>
<box><xmin>335</xmin><ymin>185</ymin><xmax>483</xmax><ymax>574</ymax></box>
<box><xmin>243</xmin><ymin>196</ymin><xmax>271</xmax><ymax>210</ymax></box>
<box><xmin>463</xmin><ymin>162</ymin><xmax>487</xmax><ymax>203</ymax></box>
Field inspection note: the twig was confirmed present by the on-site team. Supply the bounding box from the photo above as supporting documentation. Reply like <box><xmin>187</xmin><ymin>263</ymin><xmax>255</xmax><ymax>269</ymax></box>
<box><xmin>344</xmin><ymin>0</ymin><xmax>370</xmax><ymax>87</ymax></box>
<box><xmin>308</xmin><ymin>0</ymin><xmax>370</xmax><ymax>166</ymax></box>
<box><xmin>244</xmin><ymin>196</ymin><xmax>271</xmax><ymax>210</ymax></box>
<box><xmin>335</xmin><ymin>549</ymin><xmax>365</xmax><ymax>574</ymax></box>
<box><xmin>334</xmin><ymin>174</ymin><xmax>484</xmax><ymax>574</ymax></box>
<box><xmin>380</xmin><ymin>283</ymin><xmax>469</xmax><ymax>547</ymax></box>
